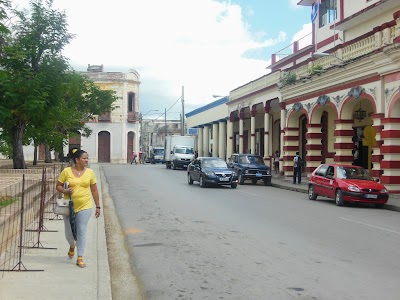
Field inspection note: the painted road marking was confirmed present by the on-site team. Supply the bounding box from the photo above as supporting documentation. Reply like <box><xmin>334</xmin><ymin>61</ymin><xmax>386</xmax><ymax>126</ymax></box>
<box><xmin>125</xmin><ymin>228</ymin><xmax>143</xmax><ymax>234</ymax></box>
<box><xmin>339</xmin><ymin>217</ymin><xmax>400</xmax><ymax>235</ymax></box>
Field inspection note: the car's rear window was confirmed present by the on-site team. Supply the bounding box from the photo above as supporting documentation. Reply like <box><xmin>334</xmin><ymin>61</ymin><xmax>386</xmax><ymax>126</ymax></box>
<box><xmin>239</xmin><ymin>156</ymin><xmax>264</xmax><ymax>164</ymax></box>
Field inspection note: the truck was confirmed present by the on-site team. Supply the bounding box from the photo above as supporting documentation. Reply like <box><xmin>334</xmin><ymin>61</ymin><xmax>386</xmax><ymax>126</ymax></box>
<box><xmin>149</xmin><ymin>146</ymin><xmax>165</xmax><ymax>164</ymax></box>
<box><xmin>164</xmin><ymin>135</ymin><xmax>196</xmax><ymax>170</ymax></box>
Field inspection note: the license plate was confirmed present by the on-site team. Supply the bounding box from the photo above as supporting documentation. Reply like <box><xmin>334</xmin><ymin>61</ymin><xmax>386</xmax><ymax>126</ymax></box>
<box><xmin>220</xmin><ymin>177</ymin><xmax>230</xmax><ymax>181</ymax></box>
<box><xmin>256</xmin><ymin>173</ymin><xmax>262</xmax><ymax>177</ymax></box>
<box><xmin>365</xmin><ymin>194</ymin><xmax>377</xmax><ymax>199</ymax></box>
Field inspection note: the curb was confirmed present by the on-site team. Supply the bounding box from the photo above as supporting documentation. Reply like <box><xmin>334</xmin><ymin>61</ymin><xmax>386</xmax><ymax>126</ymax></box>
<box><xmin>271</xmin><ymin>183</ymin><xmax>308</xmax><ymax>194</ymax></box>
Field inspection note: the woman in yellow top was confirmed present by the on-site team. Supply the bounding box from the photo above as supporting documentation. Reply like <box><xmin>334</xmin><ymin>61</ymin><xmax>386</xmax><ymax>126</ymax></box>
<box><xmin>56</xmin><ymin>149</ymin><xmax>100</xmax><ymax>268</ymax></box>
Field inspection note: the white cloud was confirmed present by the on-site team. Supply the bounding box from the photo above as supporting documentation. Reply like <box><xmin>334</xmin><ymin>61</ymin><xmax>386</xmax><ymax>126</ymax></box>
<box><xmin>292</xmin><ymin>23</ymin><xmax>312</xmax><ymax>49</ymax></box>
<box><xmin>54</xmin><ymin>0</ymin><xmax>283</xmax><ymax>108</ymax></box>
<box><xmin>11</xmin><ymin>0</ymin><xmax>290</xmax><ymax>115</ymax></box>
<box><xmin>288</xmin><ymin>0</ymin><xmax>301</xmax><ymax>10</ymax></box>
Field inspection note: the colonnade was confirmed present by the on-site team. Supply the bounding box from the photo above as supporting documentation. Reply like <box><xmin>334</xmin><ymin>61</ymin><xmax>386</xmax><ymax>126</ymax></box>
<box><xmin>195</xmin><ymin>101</ymin><xmax>276</xmax><ymax>164</ymax></box>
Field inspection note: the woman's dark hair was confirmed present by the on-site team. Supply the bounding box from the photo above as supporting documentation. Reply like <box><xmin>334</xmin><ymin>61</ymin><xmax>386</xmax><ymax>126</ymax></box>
<box><xmin>69</xmin><ymin>148</ymin><xmax>87</xmax><ymax>163</ymax></box>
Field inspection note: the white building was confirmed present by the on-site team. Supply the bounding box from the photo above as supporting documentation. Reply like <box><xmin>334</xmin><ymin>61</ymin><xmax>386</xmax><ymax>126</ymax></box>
<box><xmin>186</xmin><ymin>1</ymin><xmax>400</xmax><ymax>193</ymax></box>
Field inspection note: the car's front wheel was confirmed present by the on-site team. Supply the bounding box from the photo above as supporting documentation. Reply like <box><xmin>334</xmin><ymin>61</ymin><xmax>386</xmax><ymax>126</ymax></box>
<box><xmin>199</xmin><ymin>175</ymin><xmax>206</xmax><ymax>188</ymax></box>
<box><xmin>308</xmin><ymin>185</ymin><xmax>317</xmax><ymax>200</ymax></box>
<box><xmin>335</xmin><ymin>190</ymin><xmax>345</xmax><ymax>206</ymax></box>
<box><xmin>239</xmin><ymin>173</ymin><xmax>245</xmax><ymax>185</ymax></box>
<box><xmin>263</xmin><ymin>178</ymin><xmax>271</xmax><ymax>186</ymax></box>
<box><xmin>188</xmin><ymin>173</ymin><xmax>193</xmax><ymax>185</ymax></box>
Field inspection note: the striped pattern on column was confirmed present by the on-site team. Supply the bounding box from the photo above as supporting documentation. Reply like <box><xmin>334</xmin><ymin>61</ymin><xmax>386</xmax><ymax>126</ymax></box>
<box><xmin>334</xmin><ymin>119</ymin><xmax>354</xmax><ymax>164</ymax></box>
<box><xmin>282</xmin><ymin>127</ymin><xmax>299</xmax><ymax>175</ymax></box>
<box><xmin>370</xmin><ymin>114</ymin><xmax>384</xmax><ymax>179</ymax></box>
<box><xmin>380</xmin><ymin>118</ymin><xmax>400</xmax><ymax>193</ymax></box>
<box><xmin>305</xmin><ymin>124</ymin><xmax>322</xmax><ymax>174</ymax></box>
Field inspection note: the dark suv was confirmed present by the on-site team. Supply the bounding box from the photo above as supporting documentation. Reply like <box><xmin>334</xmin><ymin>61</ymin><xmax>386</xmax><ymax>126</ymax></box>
<box><xmin>227</xmin><ymin>154</ymin><xmax>272</xmax><ymax>186</ymax></box>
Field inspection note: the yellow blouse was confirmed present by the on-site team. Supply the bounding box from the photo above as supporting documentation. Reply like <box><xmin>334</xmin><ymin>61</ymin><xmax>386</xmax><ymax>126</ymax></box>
<box><xmin>58</xmin><ymin>167</ymin><xmax>97</xmax><ymax>213</ymax></box>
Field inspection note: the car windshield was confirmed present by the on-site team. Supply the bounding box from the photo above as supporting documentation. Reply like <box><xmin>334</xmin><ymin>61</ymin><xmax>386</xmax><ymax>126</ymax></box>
<box><xmin>175</xmin><ymin>147</ymin><xmax>194</xmax><ymax>154</ymax></box>
<box><xmin>336</xmin><ymin>166</ymin><xmax>373</xmax><ymax>180</ymax></box>
<box><xmin>153</xmin><ymin>149</ymin><xmax>164</xmax><ymax>155</ymax></box>
<box><xmin>202</xmin><ymin>159</ymin><xmax>227</xmax><ymax>168</ymax></box>
<box><xmin>239</xmin><ymin>155</ymin><xmax>264</xmax><ymax>165</ymax></box>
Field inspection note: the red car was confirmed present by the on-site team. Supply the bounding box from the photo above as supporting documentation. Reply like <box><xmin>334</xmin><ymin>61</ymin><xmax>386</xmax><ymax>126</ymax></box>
<box><xmin>308</xmin><ymin>164</ymin><xmax>389</xmax><ymax>208</ymax></box>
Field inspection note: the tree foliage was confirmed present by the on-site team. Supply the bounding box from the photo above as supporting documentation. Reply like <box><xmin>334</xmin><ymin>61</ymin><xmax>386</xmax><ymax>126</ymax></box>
<box><xmin>0</xmin><ymin>0</ymin><xmax>10</xmax><ymax>34</ymax></box>
<box><xmin>0</xmin><ymin>0</ymin><xmax>116</xmax><ymax>168</ymax></box>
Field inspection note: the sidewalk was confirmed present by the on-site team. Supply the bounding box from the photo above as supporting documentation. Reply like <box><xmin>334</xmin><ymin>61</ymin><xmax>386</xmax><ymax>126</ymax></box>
<box><xmin>271</xmin><ymin>175</ymin><xmax>400</xmax><ymax>212</ymax></box>
<box><xmin>0</xmin><ymin>164</ymin><xmax>112</xmax><ymax>300</ymax></box>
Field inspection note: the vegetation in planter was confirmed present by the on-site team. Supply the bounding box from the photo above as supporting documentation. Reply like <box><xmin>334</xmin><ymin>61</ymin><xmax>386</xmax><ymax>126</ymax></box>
<box><xmin>308</xmin><ymin>63</ymin><xmax>323</xmax><ymax>75</ymax></box>
<box><xmin>280</xmin><ymin>71</ymin><xmax>297</xmax><ymax>87</ymax></box>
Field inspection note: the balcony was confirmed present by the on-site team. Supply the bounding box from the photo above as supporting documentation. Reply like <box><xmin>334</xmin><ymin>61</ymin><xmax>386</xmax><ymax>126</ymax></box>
<box><xmin>127</xmin><ymin>111</ymin><xmax>140</xmax><ymax>123</ymax></box>
<box><xmin>98</xmin><ymin>112</ymin><xmax>111</xmax><ymax>122</ymax></box>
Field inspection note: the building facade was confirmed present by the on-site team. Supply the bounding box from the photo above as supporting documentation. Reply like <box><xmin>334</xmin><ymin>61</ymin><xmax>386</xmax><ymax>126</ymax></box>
<box><xmin>140</xmin><ymin>118</ymin><xmax>182</xmax><ymax>158</ymax></box>
<box><xmin>67</xmin><ymin>65</ymin><xmax>142</xmax><ymax>164</ymax></box>
<box><xmin>187</xmin><ymin>1</ymin><xmax>400</xmax><ymax>193</ymax></box>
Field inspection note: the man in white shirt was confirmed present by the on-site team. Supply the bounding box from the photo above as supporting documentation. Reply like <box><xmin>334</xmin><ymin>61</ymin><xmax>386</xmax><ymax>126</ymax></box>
<box><xmin>293</xmin><ymin>152</ymin><xmax>302</xmax><ymax>184</ymax></box>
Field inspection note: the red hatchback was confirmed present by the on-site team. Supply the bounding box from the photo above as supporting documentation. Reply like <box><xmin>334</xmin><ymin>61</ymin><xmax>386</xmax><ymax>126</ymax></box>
<box><xmin>308</xmin><ymin>164</ymin><xmax>389</xmax><ymax>208</ymax></box>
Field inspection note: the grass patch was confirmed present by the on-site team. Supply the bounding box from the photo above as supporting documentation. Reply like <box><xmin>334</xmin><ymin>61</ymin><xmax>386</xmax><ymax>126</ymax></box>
<box><xmin>0</xmin><ymin>196</ymin><xmax>17</xmax><ymax>207</ymax></box>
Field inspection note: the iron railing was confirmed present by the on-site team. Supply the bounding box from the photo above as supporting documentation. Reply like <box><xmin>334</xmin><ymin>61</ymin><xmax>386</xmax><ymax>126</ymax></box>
<box><xmin>0</xmin><ymin>164</ymin><xmax>64</xmax><ymax>276</ymax></box>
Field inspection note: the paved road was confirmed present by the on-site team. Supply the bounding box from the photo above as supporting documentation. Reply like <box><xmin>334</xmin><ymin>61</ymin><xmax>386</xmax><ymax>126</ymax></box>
<box><xmin>103</xmin><ymin>163</ymin><xmax>400</xmax><ymax>300</ymax></box>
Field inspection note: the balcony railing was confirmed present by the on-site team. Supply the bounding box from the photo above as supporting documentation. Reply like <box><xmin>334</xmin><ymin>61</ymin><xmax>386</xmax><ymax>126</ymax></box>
<box><xmin>272</xmin><ymin>32</ymin><xmax>312</xmax><ymax>64</ymax></box>
<box><xmin>127</xmin><ymin>111</ymin><xmax>140</xmax><ymax>123</ymax></box>
<box><xmin>98</xmin><ymin>112</ymin><xmax>111</xmax><ymax>122</ymax></box>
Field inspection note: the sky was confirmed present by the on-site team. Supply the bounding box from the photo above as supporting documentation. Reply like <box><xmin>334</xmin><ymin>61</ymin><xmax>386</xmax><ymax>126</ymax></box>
<box><xmin>13</xmin><ymin>0</ymin><xmax>313</xmax><ymax>120</ymax></box>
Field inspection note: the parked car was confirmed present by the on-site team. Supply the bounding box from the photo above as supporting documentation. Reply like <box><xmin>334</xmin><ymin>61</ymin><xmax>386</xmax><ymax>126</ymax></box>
<box><xmin>308</xmin><ymin>164</ymin><xmax>389</xmax><ymax>207</ymax></box>
<box><xmin>227</xmin><ymin>154</ymin><xmax>272</xmax><ymax>186</ymax></box>
<box><xmin>187</xmin><ymin>157</ymin><xmax>238</xmax><ymax>188</ymax></box>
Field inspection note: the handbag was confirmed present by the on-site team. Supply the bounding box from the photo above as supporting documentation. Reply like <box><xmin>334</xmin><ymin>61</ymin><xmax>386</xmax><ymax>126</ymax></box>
<box><xmin>54</xmin><ymin>197</ymin><xmax>71</xmax><ymax>216</ymax></box>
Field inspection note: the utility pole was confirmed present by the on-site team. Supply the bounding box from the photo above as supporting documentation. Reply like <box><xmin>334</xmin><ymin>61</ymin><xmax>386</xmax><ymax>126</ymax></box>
<box><xmin>181</xmin><ymin>86</ymin><xmax>185</xmax><ymax>136</ymax></box>
<box><xmin>164</xmin><ymin>108</ymin><xmax>167</xmax><ymax>140</ymax></box>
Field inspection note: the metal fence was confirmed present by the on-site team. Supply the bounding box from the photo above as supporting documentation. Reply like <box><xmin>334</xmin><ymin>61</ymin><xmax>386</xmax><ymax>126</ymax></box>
<box><xmin>0</xmin><ymin>164</ymin><xmax>64</xmax><ymax>276</ymax></box>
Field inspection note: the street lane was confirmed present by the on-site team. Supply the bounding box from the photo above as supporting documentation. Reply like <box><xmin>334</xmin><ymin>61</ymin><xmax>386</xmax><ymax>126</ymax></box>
<box><xmin>103</xmin><ymin>163</ymin><xmax>400</xmax><ymax>300</ymax></box>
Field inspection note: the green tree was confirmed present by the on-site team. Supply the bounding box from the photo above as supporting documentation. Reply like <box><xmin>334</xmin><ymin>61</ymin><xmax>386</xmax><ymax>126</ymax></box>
<box><xmin>0</xmin><ymin>0</ymin><xmax>10</xmax><ymax>34</ymax></box>
<box><xmin>0</xmin><ymin>0</ymin><xmax>116</xmax><ymax>168</ymax></box>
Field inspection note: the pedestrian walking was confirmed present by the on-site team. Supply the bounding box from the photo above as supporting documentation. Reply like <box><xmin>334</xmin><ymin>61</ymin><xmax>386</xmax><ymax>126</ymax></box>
<box><xmin>56</xmin><ymin>148</ymin><xmax>101</xmax><ymax>268</ymax></box>
<box><xmin>130</xmin><ymin>151</ymin><xmax>137</xmax><ymax>164</ymax></box>
<box><xmin>293</xmin><ymin>151</ymin><xmax>302</xmax><ymax>184</ymax></box>
<box><xmin>139</xmin><ymin>151</ymin><xmax>143</xmax><ymax>164</ymax></box>
<box><xmin>273</xmin><ymin>150</ymin><xmax>280</xmax><ymax>175</ymax></box>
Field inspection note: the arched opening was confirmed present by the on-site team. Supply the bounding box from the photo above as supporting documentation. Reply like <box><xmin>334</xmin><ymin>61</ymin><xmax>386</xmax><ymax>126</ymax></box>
<box><xmin>321</xmin><ymin>112</ymin><xmax>328</xmax><ymax>163</ymax></box>
<box><xmin>273</xmin><ymin>119</ymin><xmax>281</xmax><ymax>155</ymax></box>
<box><xmin>351</xmin><ymin>98</ymin><xmax>374</xmax><ymax>169</ymax></box>
<box><xmin>98</xmin><ymin>131</ymin><xmax>111</xmax><ymax>163</ymax></box>
<box><xmin>300</xmin><ymin>114</ymin><xmax>307</xmax><ymax>172</ymax></box>
<box><xmin>127</xmin><ymin>131</ymin><xmax>135</xmax><ymax>163</ymax></box>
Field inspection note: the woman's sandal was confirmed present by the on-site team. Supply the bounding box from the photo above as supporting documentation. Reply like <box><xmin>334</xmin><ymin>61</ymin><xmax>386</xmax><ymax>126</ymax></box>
<box><xmin>68</xmin><ymin>246</ymin><xmax>75</xmax><ymax>259</ymax></box>
<box><xmin>76</xmin><ymin>256</ymin><xmax>86</xmax><ymax>268</ymax></box>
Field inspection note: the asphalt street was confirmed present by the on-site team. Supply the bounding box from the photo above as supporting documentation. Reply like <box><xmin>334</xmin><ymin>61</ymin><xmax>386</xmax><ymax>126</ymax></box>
<box><xmin>103</xmin><ymin>163</ymin><xmax>400</xmax><ymax>300</ymax></box>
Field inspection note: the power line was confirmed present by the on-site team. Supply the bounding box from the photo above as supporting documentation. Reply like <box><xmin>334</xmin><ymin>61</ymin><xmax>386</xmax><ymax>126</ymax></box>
<box><xmin>153</xmin><ymin>95</ymin><xmax>182</xmax><ymax>120</ymax></box>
